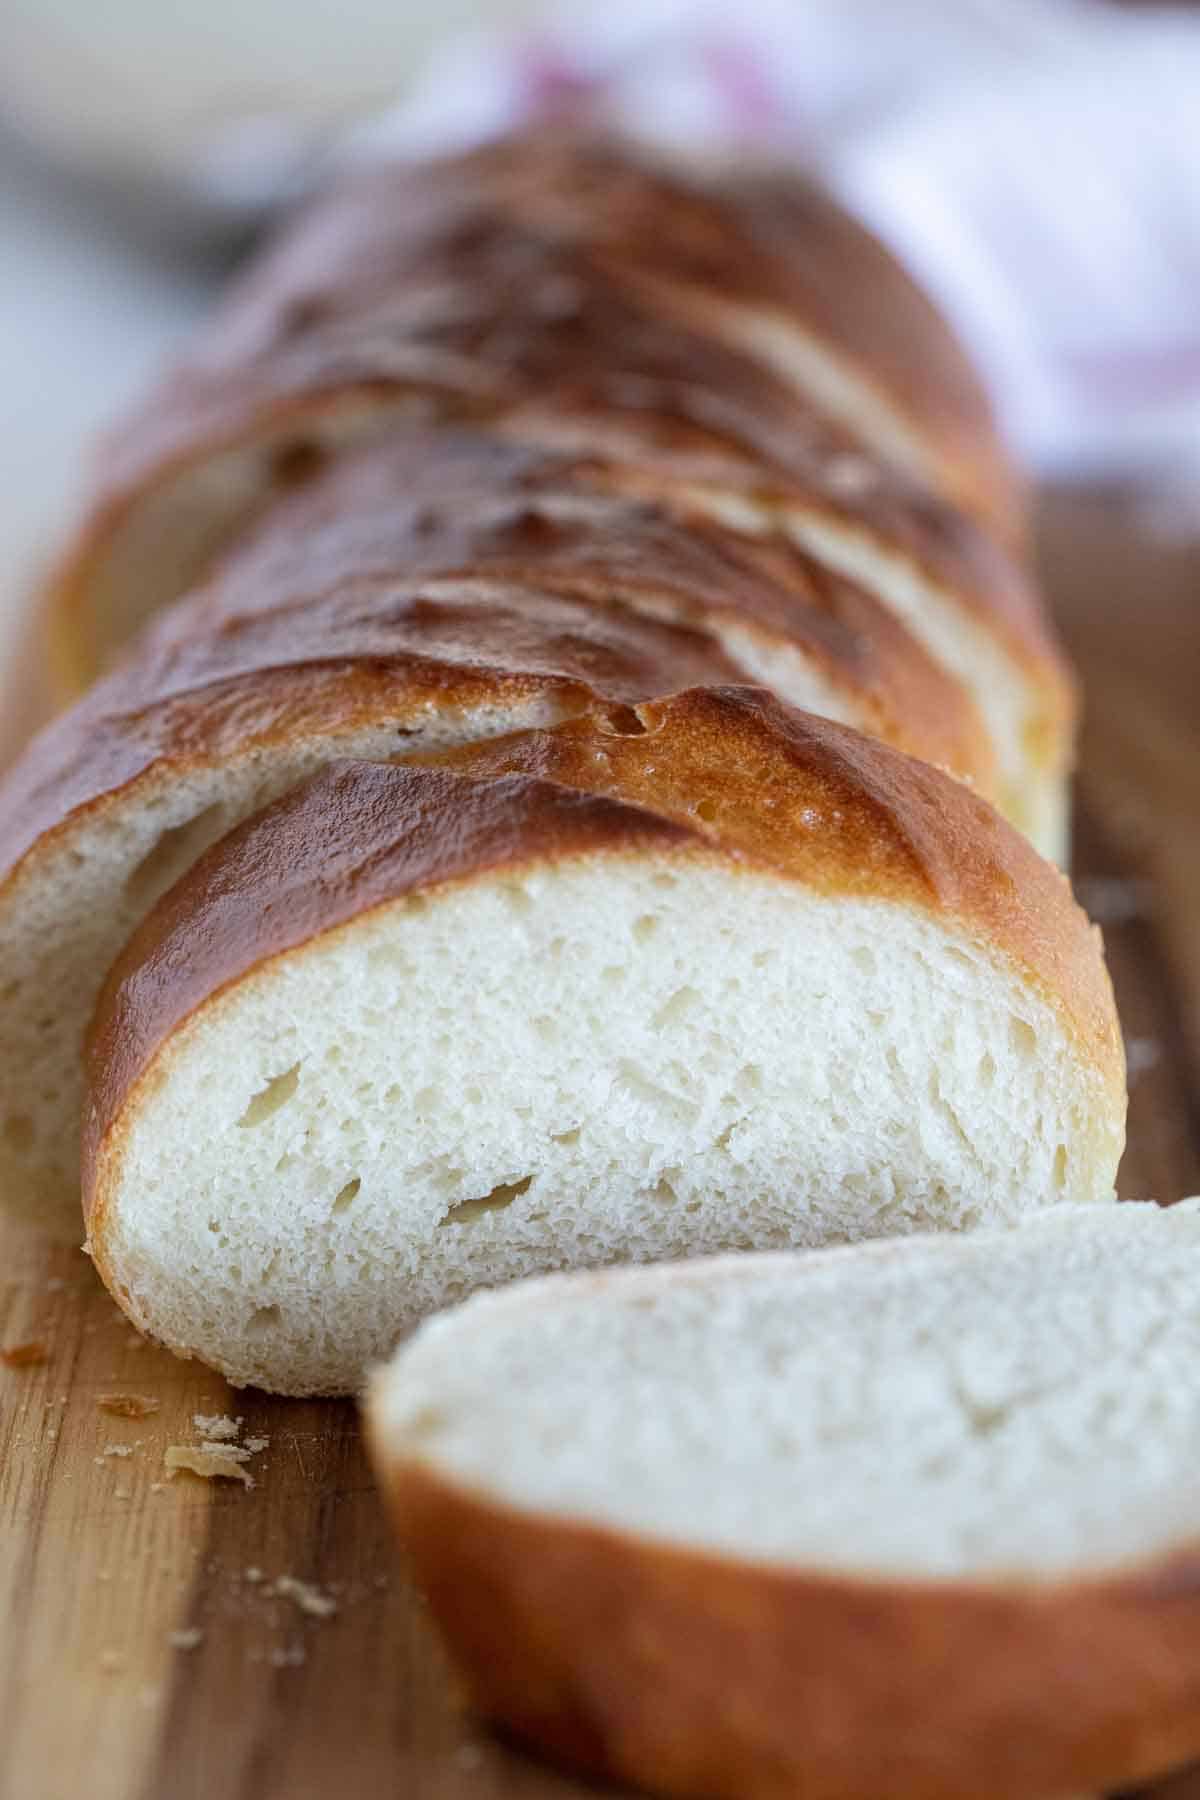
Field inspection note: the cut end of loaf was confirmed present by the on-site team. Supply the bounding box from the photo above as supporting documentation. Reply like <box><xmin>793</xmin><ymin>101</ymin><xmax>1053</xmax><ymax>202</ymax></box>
<box><xmin>89</xmin><ymin>837</ymin><xmax>1116</xmax><ymax>1394</ymax></box>
<box><xmin>363</xmin><ymin>1201</ymin><xmax>1200</xmax><ymax>1799</ymax></box>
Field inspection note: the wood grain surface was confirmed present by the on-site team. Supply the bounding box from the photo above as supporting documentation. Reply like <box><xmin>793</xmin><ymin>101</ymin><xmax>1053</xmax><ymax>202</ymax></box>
<box><xmin>1</xmin><ymin>484</ymin><xmax>1198</xmax><ymax>1800</ymax></box>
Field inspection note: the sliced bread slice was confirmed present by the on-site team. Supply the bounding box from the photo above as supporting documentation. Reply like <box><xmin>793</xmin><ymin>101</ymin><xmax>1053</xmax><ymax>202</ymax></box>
<box><xmin>0</xmin><ymin>588</ymin><xmax>738</xmax><ymax>1233</ymax></box>
<box><xmin>83</xmin><ymin>691</ymin><xmax>1123</xmax><ymax>1393</ymax></box>
<box><xmin>366</xmin><ymin>1199</ymin><xmax>1200</xmax><ymax>1800</ymax></box>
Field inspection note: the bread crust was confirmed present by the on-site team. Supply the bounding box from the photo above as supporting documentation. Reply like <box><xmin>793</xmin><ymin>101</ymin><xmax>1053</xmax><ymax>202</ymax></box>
<box><xmin>0</xmin><ymin>585</ymin><xmax>740</xmax><ymax>885</ymax></box>
<box><xmin>83</xmin><ymin>692</ymin><xmax>1123</xmax><ymax>1252</ymax></box>
<box><xmin>186</xmin><ymin>431</ymin><xmax>1000</xmax><ymax>793</ymax></box>
<box><xmin>183</xmin><ymin>130</ymin><xmax>1022</xmax><ymax>534</ymax></box>
<box><xmin>5</xmin><ymin>427</ymin><xmax>1008</xmax><ymax>887</ymax></box>
<box><xmin>46</xmin><ymin>133</ymin><xmax>1035</xmax><ymax>687</ymax></box>
<box><xmin>372</xmin><ymin>1447</ymin><xmax>1200</xmax><ymax>1800</ymax></box>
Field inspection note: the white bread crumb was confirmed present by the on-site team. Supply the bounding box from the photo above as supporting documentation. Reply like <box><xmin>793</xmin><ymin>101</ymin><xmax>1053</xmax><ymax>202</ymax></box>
<box><xmin>101</xmin><ymin>1443</ymin><xmax>134</xmax><ymax>1457</ymax></box>
<box><xmin>165</xmin><ymin>1444</ymin><xmax>254</xmax><ymax>1487</ymax></box>
<box><xmin>274</xmin><ymin>1575</ymin><xmax>337</xmax><ymax>1618</ymax></box>
<box><xmin>193</xmin><ymin>1413</ymin><xmax>242</xmax><ymax>1441</ymax></box>
<box><xmin>168</xmin><ymin>1628</ymin><xmax>204</xmax><ymax>1651</ymax></box>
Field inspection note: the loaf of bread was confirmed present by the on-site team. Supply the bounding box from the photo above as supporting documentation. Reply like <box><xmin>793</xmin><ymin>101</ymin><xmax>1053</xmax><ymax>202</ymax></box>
<box><xmin>366</xmin><ymin>1199</ymin><xmax>1200</xmax><ymax>1800</ymax></box>
<box><xmin>1</xmin><ymin>429</ymin><xmax>1013</xmax><ymax>1231</ymax></box>
<box><xmin>83</xmin><ymin>690</ymin><xmax>1122</xmax><ymax>1394</ymax></box>
<box><xmin>47</xmin><ymin>132</ymin><xmax>1023</xmax><ymax>692</ymax></box>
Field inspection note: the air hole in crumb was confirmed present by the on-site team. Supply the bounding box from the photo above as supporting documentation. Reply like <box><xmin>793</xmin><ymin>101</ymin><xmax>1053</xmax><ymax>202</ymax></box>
<box><xmin>751</xmin><ymin>950</ymin><xmax>775</xmax><ymax>970</ymax></box>
<box><xmin>124</xmin><ymin>805</ymin><xmax>225</xmax><ymax>908</ymax></box>
<box><xmin>633</xmin><ymin>914</ymin><xmax>659</xmax><ymax>943</ymax></box>
<box><xmin>1053</xmin><ymin>1144</ymin><xmax>1068</xmax><ymax>1190</ymax></box>
<box><xmin>439</xmin><ymin>1175</ymin><xmax>533</xmax><ymax>1228</ymax></box>
<box><xmin>533</xmin><ymin>1016</ymin><xmax>557</xmax><ymax>1042</ymax></box>
<box><xmin>2</xmin><ymin>1114</ymin><xmax>33</xmax><ymax>1152</ymax></box>
<box><xmin>402</xmin><ymin>894</ymin><xmax>429</xmax><ymax>916</ymax></box>
<box><xmin>502</xmin><ymin>883</ymin><xmax>533</xmax><ymax>914</ymax></box>
<box><xmin>247</xmin><ymin>1305</ymin><xmax>281</xmax><ymax>1337</ymax></box>
<box><xmin>651</xmin><ymin>871</ymin><xmax>678</xmax><ymax>891</ymax></box>
<box><xmin>548</xmin><ymin>937</ymin><xmax>566</xmax><ymax>959</ymax></box>
<box><xmin>851</xmin><ymin>946</ymin><xmax>877</xmax><ymax>976</ymax></box>
<box><xmin>1009</xmin><ymin>1017</ymin><xmax>1038</xmax><ymax>1060</ymax></box>
<box><xmin>978</xmin><ymin>1052</ymin><xmax>996</xmax><ymax>1088</ymax></box>
<box><xmin>551</xmin><ymin>1126</ymin><xmax>581</xmax><ymax>1147</ymax></box>
<box><xmin>331</xmin><ymin>1177</ymin><xmax>361</xmax><ymax>1216</ymax></box>
<box><xmin>650</xmin><ymin>1174</ymin><xmax>679</xmax><ymax>1204</ymax></box>
<box><xmin>653</xmin><ymin>986</ymin><xmax>699</xmax><ymax>1031</ymax></box>
<box><xmin>601</xmin><ymin>965</ymin><xmax>625</xmax><ymax>986</ymax></box>
<box><xmin>597</xmin><ymin>704</ymin><xmax>647</xmax><ymax>737</ymax></box>
<box><xmin>692</xmin><ymin>798</ymin><xmax>718</xmax><ymax>823</ymax></box>
<box><xmin>238</xmin><ymin>1063</ymin><xmax>301</xmax><ymax>1129</ymax></box>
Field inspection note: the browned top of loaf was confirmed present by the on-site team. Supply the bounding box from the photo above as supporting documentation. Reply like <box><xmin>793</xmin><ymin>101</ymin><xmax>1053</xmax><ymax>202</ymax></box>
<box><xmin>189</xmin><ymin>130</ymin><xmax>1014</xmax><ymax>528</ymax></box>
<box><xmin>0</xmin><ymin>586</ymin><xmax>741</xmax><ymax>883</ymax></box>
<box><xmin>188</xmin><ymin>431</ymin><xmax>997</xmax><ymax>790</ymax></box>
<box><xmin>69</xmin><ymin>134</ymin><xmax>1019</xmax><ymax>602</ymax></box>
<box><xmin>83</xmin><ymin>688</ymin><xmax>1122</xmax><ymax>1204</ymax></box>
<box><xmin>203</xmin><ymin>426</ymin><xmax>1061</xmax><ymax>697</ymax></box>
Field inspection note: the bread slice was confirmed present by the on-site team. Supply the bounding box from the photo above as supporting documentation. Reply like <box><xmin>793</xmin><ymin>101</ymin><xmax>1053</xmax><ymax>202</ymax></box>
<box><xmin>83</xmin><ymin>691</ymin><xmax>1123</xmax><ymax>1394</ymax></box>
<box><xmin>365</xmin><ymin>1199</ymin><xmax>1200</xmax><ymax>1800</ymax></box>
<box><xmin>46</xmin><ymin>133</ymin><xmax>1024</xmax><ymax>690</ymax></box>
<box><xmin>0</xmin><ymin>587</ymin><xmax>743</xmax><ymax>1234</ymax></box>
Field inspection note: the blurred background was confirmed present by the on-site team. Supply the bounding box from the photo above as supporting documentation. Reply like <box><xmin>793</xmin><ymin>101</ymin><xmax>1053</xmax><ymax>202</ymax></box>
<box><xmin>2</xmin><ymin>0</ymin><xmax>1199</xmax><ymax>728</ymax></box>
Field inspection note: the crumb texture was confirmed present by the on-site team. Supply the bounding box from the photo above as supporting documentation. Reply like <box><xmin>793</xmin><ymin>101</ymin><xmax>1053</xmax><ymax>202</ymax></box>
<box><xmin>98</xmin><ymin>850</ymin><xmax>1115</xmax><ymax>1394</ymax></box>
<box><xmin>377</xmin><ymin>1200</ymin><xmax>1200</xmax><ymax>1580</ymax></box>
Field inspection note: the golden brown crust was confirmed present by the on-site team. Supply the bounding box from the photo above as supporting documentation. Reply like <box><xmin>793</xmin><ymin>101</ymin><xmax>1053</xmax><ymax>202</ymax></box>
<box><xmin>82</xmin><ymin>691</ymin><xmax>1122</xmax><ymax>1239</ymax></box>
<box><xmin>372</xmin><ymin>1451</ymin><xmax>1200</xmax><ymax>1800</ymax></box>
<box><xmin>48</xmin><ymin>132</ymin><xmax>1034</xmax><ymax>687</ymax></box>
<box><xmin>0</xmin><ymin>583</ymin><xmax>740</xmax><ymax>884</ymax></box>
<box><xmin>187</xmin><ymin>130</ymin><xmax>1019</xmax><ymax>533</ymax></box>
<box><xmin>186</xmin><ymin>431</ymin><xmax>999</xmax><ymax>794</ymax></box>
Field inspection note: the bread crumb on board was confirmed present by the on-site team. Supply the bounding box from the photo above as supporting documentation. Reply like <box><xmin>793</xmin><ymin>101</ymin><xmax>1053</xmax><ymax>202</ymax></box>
<box><xmin>2</xmin><ymin>1341</ymin><xmax>48</xmax><ymax>1368</ymax></box>
<box><xmin>97</xmin><ymin>1393</ymin><xmax>160</xmax><ymax>1418</ymax></box>
<box><xmin>168</xmin><ymin>1627</ymin><xmax>204</xmax><ymax>1652</ymax></box>
<box><xmin>273</xmin><ymin>1576</ymin><xmax>337</xmax><ymax>1619</ymax></box>
<box><xmin>101</xmin><ymin>1442</ymin><xmax>136</xmax><ymax>1458</ymax></box>
<box><xmin>165</xmin><ymin>1444</ymin><xmax>255</xmax><ymax>1488</ymax></box>
<box><xmin>193</xmin><ymin>1413</ymin><xmax>242</xmax><ymax>1441</ymax></box>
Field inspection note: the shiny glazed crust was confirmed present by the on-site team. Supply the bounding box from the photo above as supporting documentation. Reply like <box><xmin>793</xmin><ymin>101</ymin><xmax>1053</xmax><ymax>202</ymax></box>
<box><xmin>371</xmin><ymin>1448</ymin><xmax>1200</xmax><ymax>1800</ymax></box>
<box><xmin>46</xmin><ymin>132</ymin><xmax>1032</xmax><ymax>689</ymax></box>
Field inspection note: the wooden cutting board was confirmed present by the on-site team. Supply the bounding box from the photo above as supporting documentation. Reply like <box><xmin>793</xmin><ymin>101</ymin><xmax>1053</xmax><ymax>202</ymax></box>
<box><xmin>2</xmin><ymin>486</ymin><xmax>1199</xmax><ymax>1800</ymax></box>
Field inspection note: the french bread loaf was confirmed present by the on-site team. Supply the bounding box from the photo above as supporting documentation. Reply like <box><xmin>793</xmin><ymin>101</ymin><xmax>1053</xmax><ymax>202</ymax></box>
<box><xmin>0</xmin><ymin>431</ymin><xmax>1002</xmax><ymax>1231</ymax></box>
<box><xmin>46</xmin><ymin>132</ymin><xmax>1024</xmax><ymax>691</ymax></box>
<box><xmin>366</xmin><ymin>1199</ymin><xmax>1200</xmax><ymax>1800</ymax></box>
<box><xmin>83</xmin><ymin>691</ymin><xmax>1123</xmax><ymax>1394</ymax></box>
